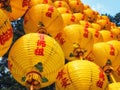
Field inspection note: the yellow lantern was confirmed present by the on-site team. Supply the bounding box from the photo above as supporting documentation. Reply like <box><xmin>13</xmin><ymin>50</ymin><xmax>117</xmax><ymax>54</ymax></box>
<box><xmin>29</xmin><ymin>0</ymin><xmax>53</xmax><ymax>7</ymax></box>
<box><xmin>61</xmin><ymin>13</ymin><xmax>79</xmax><ymax>26</ymax></box>
<box><xmin>108</xmin><ymin>83</ymin><xmax>120</xmax><ymax>90</ymax></box>
<box><xmin>88</xmin><ymin>28</ymin><xmax>103</xmax><ymax>43</ymax></box>
<box><xmin>79</xmin><ymin>20</ymin><xmax>92</xmax><ymax>28</ymax></box>
<box><xmin>0</xmin><ymin>9</ymin><xmax>13</xmax><ymax>57</ymax></box>
<box><xmin>99</xmin><ymin>30</ymin><xmax>115</xmax><ymax>42</ymax></box>
<box><xmin>54</xmin><ymin>0</ymin><xmax>70</xmax><ymax>9</ymax></box>
<box><xmin>0</xmin><ymin>0</ymin><xmax>29</xmax><ymax>21</ymax></box>
<box><xmin>111</xmin><ymin>28</ymin><xmax>120</xmax><ymax>41</ymax></box>
<box><xmin>55</xmin><ymin>60</ymin><xmax>108</xmax><ymax>90</ymax></box>
<box><xmin>68</xmin><ymin>0</ymin><xmax>84</xmax><ymax>13</ymax></box>
<box><xmin>57</xmin><ymin>7</ymin><xmax>72</xmax><ymax>14</ymax></box>
<box><xmin>24</xmin><ymin>4</ymin><xmax>64</xmax><ymax>37</ymax></box>
<box><xmin>91</xmin><ymin>23</ymin><xmax>102</xmax><ymax>31</ymax></box>
<box><xmin>107</xmin><ymin>40</ymin><xmax>120</xmax><ymax>82</ymax></box>
<box><xmin>8</xmin><ymin>33</ymin><xmax>65</xmax><ymax>89</ymax></box>
<box><xmin>55</xmin><ymin>24</ymin><xmax>94</xmax><ymax>61</ymax></box>
<box><xmin>92</xmin><ymin>42</ymin><xmax>119</xmax><ymax>68</ymax></box>
<box><xmin>83</xmin><ymin>8</ymin><xmax>98</xmax><ymax>23</ymax></box>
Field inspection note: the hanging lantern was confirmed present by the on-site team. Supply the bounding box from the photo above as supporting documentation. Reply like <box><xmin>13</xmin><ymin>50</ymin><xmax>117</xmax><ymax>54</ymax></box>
<box><xmin>55</xmin><ymin>60</ymin><xmax>108</xmax><ymax>90</ymax></box>
<box><xmin>0</xmin><ymin>0</ymin><xmax>29</xmax><ymax>21</ymax></box>
<box><xmin>61</xmin><ymin>13</ymin><xmax>79</xmax><ymax>26</ymax></box>
<box><xmin>99</xmin><ymin>30</ymin><xmax>115</xmax><ymax>42</ymax></box>
<box><xmin>83</xmin><ymin>8</ymin><xmax>98</xmax><ymax>23</ymax></box>
<box><xmin>88</xmin><ymin>28</ymin><xmax>103</xmax><ymax>43</ymax></box>
<box><xmin>92</xmin><ymin>42</ymin><xmax>119</xmax><ymax>68</ymax></box>
<box><xmin>108</xmin><ymin>83</ymin><xmax>120</xmax><ymax>90</ymax></box>
<box><xmin>29</xmin><ymin>0</ymin><xmax>53</xmax><ymax>7</ymax></box>
<box><xmin>107</xmin><ymin>40</ymin><xmax>120</xmax><ymax>82</ymax></box>
<box><xmin>91</xmin><ymin>23</ymin><xmax>102</xmax><ymax>31</ymax></box>
<box><xmin>0</xmin><ymin>9</ymin><xmax>13</xmax><ymax>57</ymax></box>
<box><xmin>111</xmin><ymin>28</ymin><xmax>120</xmax><ymax>41</ymax></box>
<box><xmin>57</xmin><ymin>7</ymin><xmax>72</xmax><ymax>14</ymax></box>
<box><xmin>8</xmin><ymin>33</ymin><xmax>65</xmax><ymax>89</ymax></box>
<box><xmin>55</xmin><ymin>24</ymin><xmax>94</xmax><ymax>61</ymax></box>
<box><xmin>53</xmin><ymin>0</ymin><xmax>70</xmax><ymax>9</ymax></box>
<box><xmin>24</xmin><ymin>4</ymin><xmax>64</xmax><ymax>37</ymax></box>
<box><xmin>68</xmin><ymin>0</ymin><xmax>84</xmax><ymax>13</ymax></box>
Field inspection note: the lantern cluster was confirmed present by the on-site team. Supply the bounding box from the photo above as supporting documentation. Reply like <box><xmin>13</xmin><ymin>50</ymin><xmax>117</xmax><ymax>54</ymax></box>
<box><xmin>1</xmin><ymin>0</ymin><xmax>120</xmax><ymax>89</ymax></box>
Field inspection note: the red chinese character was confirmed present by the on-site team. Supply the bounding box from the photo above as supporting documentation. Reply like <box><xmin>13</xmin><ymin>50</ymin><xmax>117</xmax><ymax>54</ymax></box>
<box><xmin>71</xmin><ymin>15</ymin><xmax>75</xmax><ymax>22</ymax></box>
<box><xmin>109</xmin><ymin>44</ymin><xmax>115</xmax><ymax>56</ymax></box>
<box><xmin>46</xmin><ymin>6</ymin><xmax>54</xmax><ymax>18</ymax></box>
<box><xmin>117</xmin><ymin>65</ymin><xmax>120</xmax><ymax>76</ymax></box>
<box><xmin>8</xmin><ymin>60</ymin><xmax>13</xmax><ymax>70</ymax></box>
<box><xmin>34</xmin><ymin>47</ymin><xmax>44</xmax><ymax>56</ymax></box>
<box><xmin>58</xmin><ymin>1</ymin><xmax>62</xmax><ymax>7</ymax></box>
<box><xmin>83</xmin><ymin>28</ymin><xmax>88</xmax><ymax>38</ymax></box>
<box><xmin>22</xmin><ymin>0</ymin><xmax>30</xmax><ymax>7</ymax></box>
<box><xmin>94</xmin><ymin>30</ymin><xmax>99</xmax><ymax>38</ymax></box>
<box><xmin>56</xmin><ymin>69</ymin><xmax>66</xmax><ymax>80</ymax></box>
<box><xmin>61</xmin><ymin>77</ymin><xmax>70</xmax><ymax>88</ymax></box>
<box><xmin>46</xmin><ymin>12</ymin><xmax>52</xmax><ymax>17</ymax></box>
<box><xmin>43</xmin><ymin>0</ymin><xmax>48</xmax><ymax>3</ymax></box>
<box><xmin>96</xmin><ymin>80</ymin><xmax>103</xmax><ymax>88</ymax></box>
<box><xmin>55</xmin><ymin>33</ymin><xmax>65</xmax><ymax>45</ymax></box>
<box><xmin>37</xmin><ymin>40</ymin><xmax>46</xmax><ymax>47</ymax></box>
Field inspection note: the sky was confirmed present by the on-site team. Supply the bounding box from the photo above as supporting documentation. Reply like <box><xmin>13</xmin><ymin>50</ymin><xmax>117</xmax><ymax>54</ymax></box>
<box><xmin>81</xmin><ymin>0</ymin><xmax>120</xmax><ymax>16</ymax></box>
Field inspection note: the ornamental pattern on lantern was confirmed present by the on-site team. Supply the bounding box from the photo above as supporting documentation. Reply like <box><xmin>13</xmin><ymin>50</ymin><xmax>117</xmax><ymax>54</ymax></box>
<box><xmin>56</xmin><ymin>68</ymin><xmax>71</xmax><ymax>88</ymax></box>
<box><xmin>83</xmin><ymin>28</ymin><xmax>89</xmax><ymax>38</ymax></box>
<box><xmin>109</xmin><ymin>44</ymin><xmax>115</xmax><ymax>56</ymax></box>
<box><xmin>96</xmin><ymin>68</ymin><xmax>105</xmax><ymax>88</ymax></box>
<box><xmin>34</xmin><ymin>34</ymin><xmax>46</xmax><ymax>56</ymax></box>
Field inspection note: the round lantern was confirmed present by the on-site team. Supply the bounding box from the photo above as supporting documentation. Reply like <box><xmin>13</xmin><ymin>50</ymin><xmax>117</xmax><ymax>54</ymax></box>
<box><xmin>99</xmin><ymin>30</ymin><xmax>115</xmax><ymax>42</ymax></box>
<box><xmin>54</xmin><ymin>0</ymin><xmax>70</xmax><ymax>9</ymax></box>
<box><xmin>91</xmin><ymin>23</ymin><xmax>101</xmax><ymax>31</ymax></box>
<box><xmin>61</xmin><ymin>13</ymin><xmax>79</xmax><ymax>26</ymax></box>
<box><xmin>24</xmin><ymin>4</ymin><xmax>64</xmax><ymax>37</ymax></box>
<box><xmin>0</xmin><ymin>0</ymin><xmax>29</xmax><ymax>21</ymax></box>
<box><xmin>88</xmin><ymin>28</ymin><xmax>103</xmax><ymax>43</ymax></box>
<box><xmin>8</xmin><ymin>33</ymin><xmax>65</xmax><ymax>89</ymax></box>
<box><xmin>83</xmin><ymin>8</ymin><xmax>98</xmax><ymax>23</ymax></box>
<box><xmin>107</xmin><ymin>40</ymin><xmax>120</xmax><ymax>82</ymax></box>
<box><xmin>29</xmin><ymin>0</ymin><xmax>53</xmax><ymax>7</ymax></box>
<box><xmin>108</xmin><ymin>83</ymin><xmax>120</xmax><ymax>90</ymax></box>
<box><xmin>55</xmin><ymin>24</ymin><xmax>94</xmax><ymax>61</ymax></box>
<box><xmin>55</xmin><ymin>60</ymin><xmax>108</xmax><ymax>90</ymax></box>
<box><xmin>92</xmin><ymin>42</ymin><xmax>119</xmax><ymax>68</ymax></box>
<box><xmin>57</xmin><ymin>7</ymin><xmax>72</xmax><ymax>14</ymax></box>
<box><xmin>68</xmin><ymin>0</ymin><xmax>84</xmax><ymax>13</ymax></box>
<box><xmin>111</xmin><ymin>28</ymin><xmax>120</xmax><ymax>41</ymax></box>
<box><xmin>0</xmin><ymin>9</ymin><xmax>13</xmax><ymax>57</ymax></box>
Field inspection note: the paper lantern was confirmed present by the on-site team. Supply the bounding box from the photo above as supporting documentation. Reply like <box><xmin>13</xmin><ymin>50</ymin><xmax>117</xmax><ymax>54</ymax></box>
<box><xmin>61</xmin><ymin>13</ymin><xmax>79</xmax><ymax>26</ymax></box>
<box><xmin>99</xmin><ymin>30</ymin><xmax>115</xmax><ymax>42</ymax></box>
<box><xmin>111</xmin><ymin>28</ymin><xmax>120</xmax><ymax>41</ymax></box>
<box><xmin>88</xmin><ymin>28</ymin><xmax>103</xmax><ymax>43</ymax></box>
<box><xmin>24</xmin><ymin>4</ymin><xmax>64</xmax><ymax>37</ymax></box>
<box><xmin>83</xmin><ymin>8</ymin><xmax>98</xmax><ymax>23</ymax></box>
<box><xmin>0</xmin><ymin>9</ymin><xmax>13</xmax><ymax>56</ymax></box>
<box><xmin>68</xmin><ymin>0</ymin><xmax>84</xmax><ymax>13</ymax></box>
<box><xmin>8</xmin><ymin>33</ymin><xmax>65</xmax><ymax>89</ymax></box>
<box><xmin>55</xmin><ymin>24</ymin><xmax>94</xmax><ymax>61</ymax></box>
<box><xmin>108</xmin><ymin>83</ymin><xmax>120</xmax><ymax>90</ymax></box>
<box><xmin>0</xmin><ymin>0</ymin><xmax>29</xmax><ymax>21</ymax></box>
<box><xmin>54</xmin><ymin>0</ymin><xmax>70</xmax><ymax>9</ymax></box>
<box><xmin>92</xmin><ymin>42</ymin><xmax>119</xmax><ymax>68</ymax></box>
<box><xmin>29</xmin><ymin>0</ymin><xmax>53</xmax><ymax>7</ymax></box>
<box><xmin>107</xmin><ymin>40</ymin><xmax>120</xmax><ymax>82</ymax></box>
<box><xmin>57</xmin><ymin>7</ymin><xmax>72</xmax><ymax>14</ymax></box>
<box><xmin>91</xmin><ymin>23</ymin><xmax>101</xmax><ymax>31</ymax></box>
<box><xmin>55</xmin><ymin>60</ymin><xmax>108</xmax><ymax>90</ymax></box>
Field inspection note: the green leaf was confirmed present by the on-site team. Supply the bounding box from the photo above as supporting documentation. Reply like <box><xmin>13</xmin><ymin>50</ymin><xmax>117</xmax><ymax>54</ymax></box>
<box><xmin>21</xmin><ymin>76</ymin><xmax>26</xmax><ymax>82</ymax></box>
<box><xmin>41</xmin><ymin>77</ymin><xmax>48</xmax><ymax>83</ymax></box>
<box><xmin>69</xmin><ymin>53</ymin><xmax>74</xmax><ymax>57</ymax></box>
<box><xmin>34</xmin><ymin>62</ymin><xmax>43</xmax><ymax>72</ymax></box>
